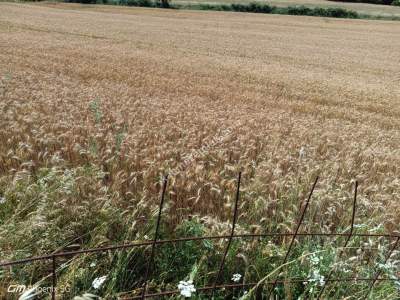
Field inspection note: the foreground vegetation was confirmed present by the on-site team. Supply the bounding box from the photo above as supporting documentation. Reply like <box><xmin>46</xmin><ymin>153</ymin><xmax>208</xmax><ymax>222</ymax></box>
<box><xmin>0</xmin><ymin>168</ymin><xmax>400</xmax><ymax>299</ymax></box>
<box><xmin>1</xmin><ymin>167</ymin><xmax>399</xmax><ymax>299</ymax></box>
<box><xmin>1</xmin><ymin>3</ymin><xmax>400</xmax><ymax>299</ymax></box>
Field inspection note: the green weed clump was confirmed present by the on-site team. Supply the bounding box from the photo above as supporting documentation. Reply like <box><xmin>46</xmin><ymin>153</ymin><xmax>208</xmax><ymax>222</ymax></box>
<box><xmin>231</xmin><ymin>2</ymin><xmax>274</xmax><ymax>13</ymax></box>
<box><xmin>283</xmin><ymin>6</ymin><xmax>359</xmax><ymax>18</ymax></box>
<box><xmin>182</xmin><ymin>3</ymin><xmax>360</xmax><ymax>18</ymax></box>
<box><xmin>125</xmin><ymin>0</ymin><xmax>154</xmax><ymax>7</ymax></box>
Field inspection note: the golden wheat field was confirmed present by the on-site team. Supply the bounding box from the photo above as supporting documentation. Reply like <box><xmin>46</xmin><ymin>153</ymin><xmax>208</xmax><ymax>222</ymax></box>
<box><xmin>1</xmin><ymin>2</ymin><xmax>400</xmax><ymax>231</ymax></box>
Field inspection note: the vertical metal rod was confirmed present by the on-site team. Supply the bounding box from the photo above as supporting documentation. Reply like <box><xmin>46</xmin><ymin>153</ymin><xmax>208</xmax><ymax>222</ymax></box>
<box><xmin>268</xmin><ymin>176</ymin><xmax>319</xmax><ymax>298</ymax></box>
<box><xmin>317</xmin><ymin>181</ymin><xmax>358</xmax><ymax>299</ymax></box>
<box><xmin>52</xmin><ymin>255</ymin><xmax>56</xmax><ymax>300</ymax></box>
<box><xmin>211</xmin><ymin>172</ymin><xmax>241</xmax><ymax>298</ymax></box>
<box><xmin>141</xmin><ymin>175</ymin><xmax>168</xmax><ymax>300</ymax></box>
<box><xmin>363</xmin><ymin>236</ymin><xmax>400</xmax><ymax>300</ymax></box>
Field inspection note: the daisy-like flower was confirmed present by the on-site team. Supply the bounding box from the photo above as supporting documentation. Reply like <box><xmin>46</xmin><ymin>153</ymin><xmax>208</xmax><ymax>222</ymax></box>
<box><xmin>92</xmin><ymin>275</ymin><xmax>107</xmax><ymax>289</ymax></box>
<box><xmin>0</xmin><ymin>196</ymin><xmax>5</xmax><ymax>204</ymax></box>
<box><xmin>177</xmin><ymin>280</ymin><xmax>196</xmax><ymax>298</ymax></box>
<box><xmin>231</xmin><ymin>273</ymin><xmax>242</xmax><ymax>283</ymax></box>
<box><xmin>299</xmin><ymin>147</ymin><xmax>306</xmax><ymax>159</ymax></box>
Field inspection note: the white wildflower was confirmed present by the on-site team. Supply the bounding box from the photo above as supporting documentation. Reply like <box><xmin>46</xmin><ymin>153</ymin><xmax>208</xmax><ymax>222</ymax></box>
<box><xmin>310</xmin><ymin>255</ymin><xmax>320</xmax><ymax>265</ymax></box>
<box><xmin>92</xmin><ymin>275</ymin><xmax>107</xmax><ymax>289</ymax></box>
<box><xmin>231</xmin><ymin>273</ymin><xmax>242</xmax><ymax>283</ymax></box>
<box><xmin>348</xmin><ymin>256</ymin><xmax>358</xmax><ymax>262</ymax></box>
<box><xmin>177</xmin><ymin>280</ymin><xmax>196</xmax><ymax>298</ymax></box>
<box><xmin>307</xmin><ymin>254</ymin><xmax>325</xmax><ymax>287</ymax></box>
<box><xmin>299</xmin><ymin>147</ymin><xmax>306</xmax><ymax>159</ymax></box>
<box><xmin>308</xmin><ymin>270</ymin><xmax>325</xmax><ymax>287</ymax></box>
<box><xmin>90</xmin><ymin>262</ymin><xmax>96</xmax><ymax>268</ymax></box>
<box><xmin>0</xmin><ymin>196</ymin><xmax>5</xmax><ymax>204</ymax></box>
<box><xmin>319</xmin><ymin>276</ymin><xmax>325</xmax><ymax>286</ymax></box>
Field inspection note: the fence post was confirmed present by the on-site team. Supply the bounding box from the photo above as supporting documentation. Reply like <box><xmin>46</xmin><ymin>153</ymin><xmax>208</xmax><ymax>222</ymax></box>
<box><xmin>317</xmin><ymin>181</ymin><xmax>358</xmax><ymax>299</ymax></box>
<box><xmin>211</xmin><ymin>172</ymin><xmax>241</xmax><ymax>298</ymax></box>
<box><xmin>52</xmin><ymin>255</ymin><xmax>56</xmax><ymax>300</ymax></box>
<box><xmin>364</xmin><ymin>236</ymin><xmax>400</xmax><ymax>300</ymax></box>
<box><xmin>268</xmin><ymin>176</ymin><xmax>319</xmax><ymax>298</ymax></box>
<box><xmin>140</xmin><ymin>175</ymin><xmax>168</xmax><ymax>300</ymax></box>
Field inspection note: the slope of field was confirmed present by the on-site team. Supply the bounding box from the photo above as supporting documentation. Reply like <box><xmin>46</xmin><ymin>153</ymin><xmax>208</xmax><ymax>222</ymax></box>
<box><xmin>1</xmin><ymin>2</ymin><xmax>400</xmax><ymax>220</ymax></box>
<box><xmin>1</xmin><ymin>3</ymin><xmax>400</xmax><ymax>298</ymax></box>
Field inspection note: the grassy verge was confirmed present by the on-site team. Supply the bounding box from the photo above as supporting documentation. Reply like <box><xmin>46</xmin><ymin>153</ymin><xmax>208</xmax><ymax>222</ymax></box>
<box><xmin>62</xmin><ymin>0</ymin><xmax>400</xmax><ymax>20</ymax></box>
<box><xmin>190</xmin><ymin>3</ymin><xmax>360</xmax><ymax>18</ymax></box>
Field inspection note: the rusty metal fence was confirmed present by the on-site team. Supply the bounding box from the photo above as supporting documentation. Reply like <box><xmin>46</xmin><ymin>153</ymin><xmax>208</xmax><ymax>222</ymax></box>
<box><xmin>1</xmin><ymin>173</ymin><xmax>399</xmax><ymax>299</ymax></box>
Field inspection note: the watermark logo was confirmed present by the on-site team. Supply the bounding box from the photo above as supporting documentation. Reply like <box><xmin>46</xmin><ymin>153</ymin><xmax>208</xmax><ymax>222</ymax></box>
<box><xmin>7</xmin><ymin>284</ymin><xmax>70</xmax><ymax>294</ymax></box>
<box><xmin>7</xmin><ymin>284</ymin><xmax>26</xmax><ymax>293</ymax></box>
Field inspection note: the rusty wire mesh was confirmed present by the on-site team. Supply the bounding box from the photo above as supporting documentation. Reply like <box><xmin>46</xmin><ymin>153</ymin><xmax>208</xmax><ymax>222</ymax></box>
<box><xmin>1</xmin><ymin>173</ymin><xmax>399</xmax><ymax>299</ymax></box>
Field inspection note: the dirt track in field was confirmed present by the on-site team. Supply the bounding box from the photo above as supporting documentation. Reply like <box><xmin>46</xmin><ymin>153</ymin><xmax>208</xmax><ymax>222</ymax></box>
<box><xmin>1</xmin><ymin>3</ymin><xmax>400</xmax><ymax>227</ymax></box>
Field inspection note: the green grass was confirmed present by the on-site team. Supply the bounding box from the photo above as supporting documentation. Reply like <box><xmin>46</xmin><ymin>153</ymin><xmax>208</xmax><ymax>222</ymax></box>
<box><xmin>1</xmin><ymin>166</ymin><xmax>399</xmax><ymax>299</ymax></box>
<box><xmin>172</xmin><ymin>0</ymin><xmax>400</xmax><ymax>17</ymax></box>
<box><xmin>171</xmin><ymin>2</ymin><xmax>400</xmax><ymax>19</ymax></box>
<box><xmin>188</xmin><ymin>2</ymin><xmax>399</xmax><ymax>20</ymax></box>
